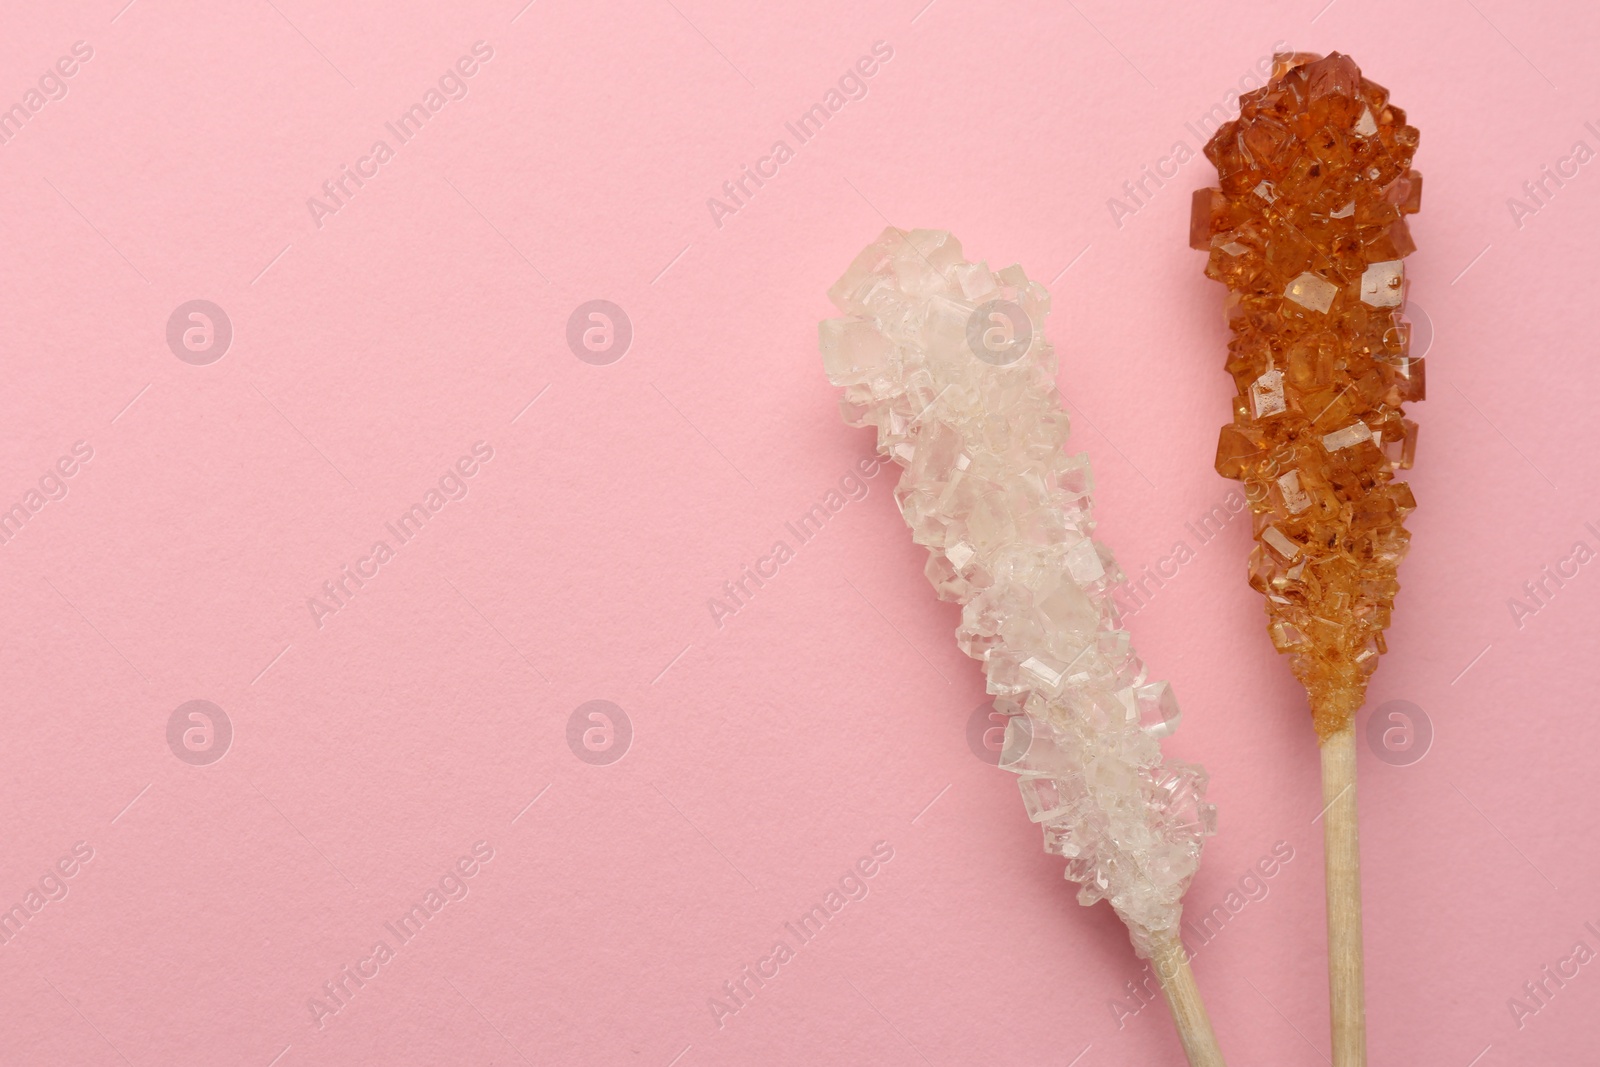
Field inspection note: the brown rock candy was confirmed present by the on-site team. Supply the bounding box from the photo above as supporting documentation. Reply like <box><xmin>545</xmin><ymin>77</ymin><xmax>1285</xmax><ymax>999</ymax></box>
<box><xmin>1190</xmin><ymin>52</ymin><xmax>1422</xmax><ymax>741</ymax></box>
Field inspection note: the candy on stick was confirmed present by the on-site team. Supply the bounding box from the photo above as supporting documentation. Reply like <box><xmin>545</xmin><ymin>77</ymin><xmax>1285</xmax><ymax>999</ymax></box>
<box><xmin>1189</xmin><ymin>52</ymin><xmax>1422</xmax><ymax>1067</ymax></box>
<box><xmin>822</xmin><ymin>227</ymin><xmax>1226</xmax><ymax>1067</ymax></box>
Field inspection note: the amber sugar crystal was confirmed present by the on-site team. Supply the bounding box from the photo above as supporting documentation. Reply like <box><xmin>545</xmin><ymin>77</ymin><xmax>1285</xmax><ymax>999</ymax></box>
<box><xmin>1191</xmin><ymin>52</ymin><xmax>1422</xmax><ymax>740</ymax></box>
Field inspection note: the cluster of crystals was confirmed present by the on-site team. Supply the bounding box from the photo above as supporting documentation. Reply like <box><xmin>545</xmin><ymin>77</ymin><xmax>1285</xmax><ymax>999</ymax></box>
<box><xmin>821</xmin><ymin>227</ymin><xmax>1215</xmax><ymax>957</ymax></box>
<box><xmin>1190</xmin><ymin>52</ymin><xmax>1423</xmax><ymax>740</ymax></box>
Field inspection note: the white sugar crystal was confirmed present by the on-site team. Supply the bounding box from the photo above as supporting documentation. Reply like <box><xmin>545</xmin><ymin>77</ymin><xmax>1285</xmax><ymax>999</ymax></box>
<box><xmin>1064</xmin><ymin>537</ymin><xmax>1105</xmax><ymax>582</ymax></box>
<box><xmin>945</xmin><ymin>540</ymin><xmax>976</xmax><ymax>571</ymax></box>
<box><xmin>821</xmin><ymin>227</ymin><xmax>1215</xmax><ymax>958</ymax></box>
<box><xmin>1022</xmin><ymin>656</ymin><xmax>1065</xmax><ymax>690</ymax></box>
<box><xmin>1018</xmin><ymin>775</ymin><xmax>1072</xmax><ymax>822</ymax></box>
<box><xmin>1134</xmin><ymin>681</ymin><xmax>1182</xmax><ymax>738</ymax></box>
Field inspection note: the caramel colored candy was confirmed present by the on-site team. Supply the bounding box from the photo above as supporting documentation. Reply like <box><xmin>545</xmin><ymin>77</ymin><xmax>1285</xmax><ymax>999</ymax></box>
<box><xmin>1191</xmin><ymin>52</ymin><xmax>1422</xmax><ymax>740</ymax></box>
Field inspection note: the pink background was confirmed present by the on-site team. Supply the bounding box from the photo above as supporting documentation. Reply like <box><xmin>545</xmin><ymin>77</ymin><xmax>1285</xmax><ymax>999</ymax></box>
<box><xmin>1</xmin><ymin>0</ymin><xmax>1596</xmax><ymax>1064</ymax></box>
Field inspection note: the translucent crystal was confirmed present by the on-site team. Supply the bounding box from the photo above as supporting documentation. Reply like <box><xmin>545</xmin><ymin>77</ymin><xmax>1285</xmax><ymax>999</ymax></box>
<box><xmin>1041</xmin><ymin>820</ymin><xmax>1084</xmax><ymax>858</ymax></box>
<box><xmin>1190</xmin><ymin>51</ymin><xmax>1422</xmax><ymax>740</ymax></box>
<box><xmin>1249</xmin><ymin>369</ymin><xmax>1287</xmax><ymax>418</ymax></box>
<box><xmin>1359</xmin><ymin>260</ymin><xmax>1405</xmax><ymax>307</ymax></box>
<box><xmin>1133</xmin><ymin>681</ymin><xmax>1182</xmax><ymax>738</ymax></box>
<box><xmin>1284</xmin><ymin>272</ymin><xmax>1339</xmax><ymax>313</ymax></box>
<box><xmin>1064</xmin><ymin>537</ymin><xmax>1105</xmax><ymax>582</ymax></box>
<box><xmin>1262</xmin><ymin>526</ymin><xmax>1301</xmax><ymax>560</ymax></box>
<box><xmin>1018</xmin><ymin>774</ymin><xmax>1076</xmax><ymax>822</ymax></box>
<box><xmin>1276</xmin><ymin>469</ymin><xmax>1312</xmax><ymax>513</ymax></box>
<box><xmin>820</xmin><ymin>228</ymin><xmax>1215</xmax><ymax>958</ymax></box>
<box><xmin>1322</xmin><ymin>423</ymin><xmax>1375</xmax><ymax>452</ymax></box>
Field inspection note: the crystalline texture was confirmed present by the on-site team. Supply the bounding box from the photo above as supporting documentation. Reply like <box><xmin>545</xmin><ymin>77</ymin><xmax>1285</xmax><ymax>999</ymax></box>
<box><xmin>1191</xmin><ymin>52</ymin><xmax>1423</xmax><ymax>740</ymax></box>
<box><xmin>820</xmin><ymin>227</ymin><xmax>1216</xmax><ymax>958</ymax></box>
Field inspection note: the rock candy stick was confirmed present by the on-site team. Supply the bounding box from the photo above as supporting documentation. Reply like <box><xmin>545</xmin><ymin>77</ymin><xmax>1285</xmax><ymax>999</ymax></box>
<box><xmin>1190</xmin><ymin>52</ymin><xmax>1423</xmax><ymax>1067</ymax></box>
<box><xmin>822</xmin><ymin>227</ymin><xmax>1226</xmax><ymax>1067</ymax></box>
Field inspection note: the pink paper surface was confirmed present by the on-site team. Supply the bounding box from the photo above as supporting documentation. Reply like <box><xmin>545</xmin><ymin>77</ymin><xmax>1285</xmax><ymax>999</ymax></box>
<box><xmin>1</xmin><ymin>1</ymin><xmax>1596</xmax><ymax>1064</ymax></box>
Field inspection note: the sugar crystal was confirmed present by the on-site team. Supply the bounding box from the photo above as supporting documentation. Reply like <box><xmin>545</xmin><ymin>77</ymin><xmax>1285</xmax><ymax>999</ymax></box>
<box><xmin>821</xmin><ymin>228</ymin><xmax>1215</xmax><ymax>956</ymax></box>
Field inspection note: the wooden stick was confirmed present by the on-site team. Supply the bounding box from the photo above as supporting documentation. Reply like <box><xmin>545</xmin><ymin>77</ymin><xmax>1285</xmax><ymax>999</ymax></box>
<box><xmin>1151</xmin><ymin>932</ymin><xmax>1228</xmax><ymax>1067</ymax></box>
<box><xmin>1320</xmin><ymin>725</ymin><xmax>1366</xmax><ymax>1066</ymax></box>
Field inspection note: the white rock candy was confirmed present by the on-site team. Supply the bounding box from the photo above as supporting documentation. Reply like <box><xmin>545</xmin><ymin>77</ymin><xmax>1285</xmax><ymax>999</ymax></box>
<box><xmin>820</xmin><ymin>227</ymin><xmax>1216</xmax><ymax>957</ymax></box>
